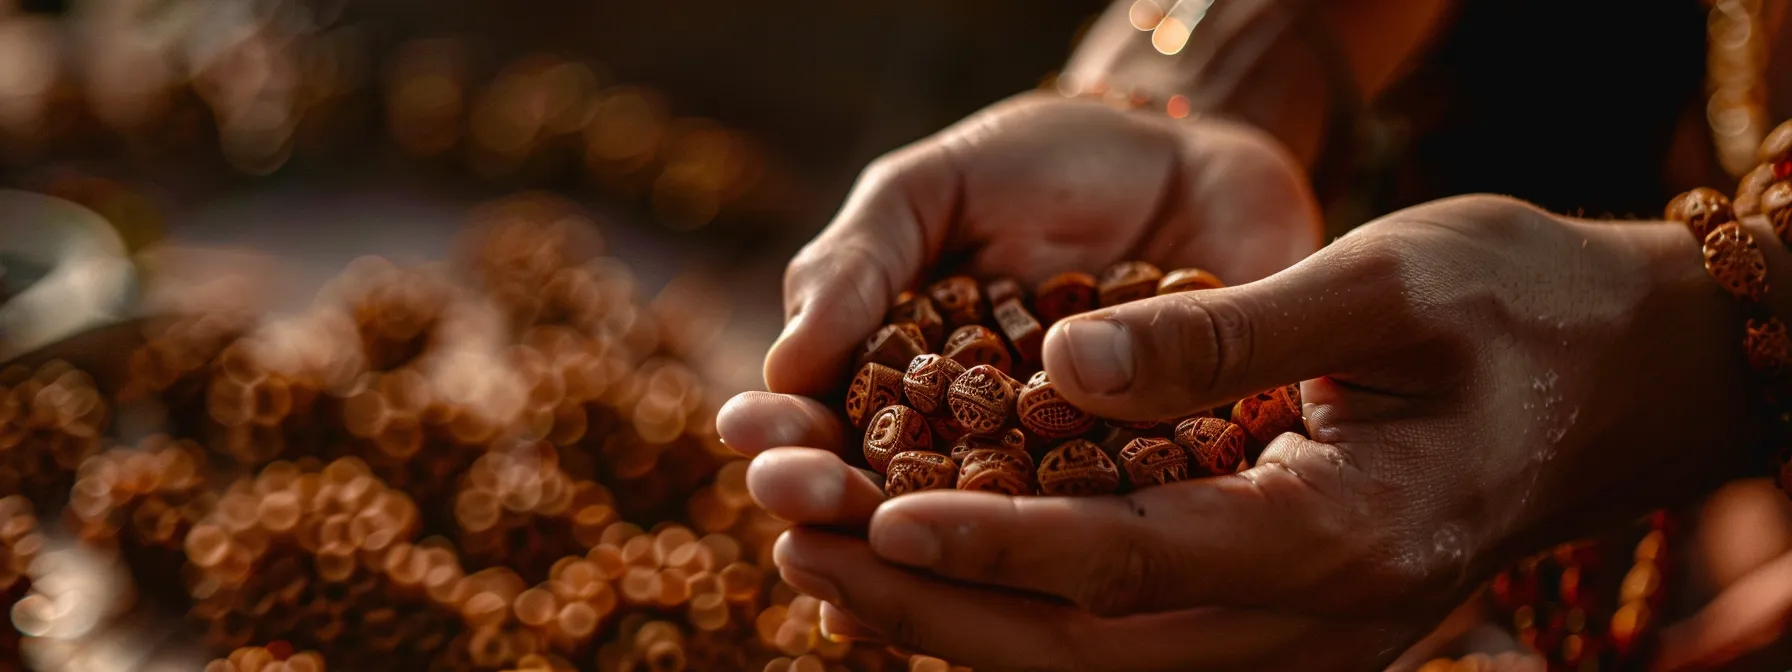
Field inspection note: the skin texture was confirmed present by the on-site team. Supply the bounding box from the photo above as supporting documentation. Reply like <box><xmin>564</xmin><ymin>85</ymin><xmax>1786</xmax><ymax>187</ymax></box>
<box><xmin>764</xmin><ymin>91</ymin><xmax>1323</xmax><ymax>398</ymax></box>
<box><xmin>722</xmin><ymin>194</ymin><xmax>1767</xmax><ymax>671</ymax></box>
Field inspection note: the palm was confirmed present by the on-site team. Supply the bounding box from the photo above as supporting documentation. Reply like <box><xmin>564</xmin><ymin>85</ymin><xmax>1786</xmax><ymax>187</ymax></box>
<box><xmin>922</xmin><ymin>93</ymin><xmax>1320</xmax><ymax>286</ymax></box>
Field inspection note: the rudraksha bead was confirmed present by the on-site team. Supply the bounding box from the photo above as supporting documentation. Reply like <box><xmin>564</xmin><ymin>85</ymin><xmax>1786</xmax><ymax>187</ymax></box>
<box><xmin>845</xmin><ymin>363</ymin><xmax>905</xmax><ymax>429</ymax></box>
<box><xmin>1015</xmin><ymin>371</ymin><xmax>1095</xmax><ymax>439</ymax></box>
<box><xmin>1097</xmin><ymin>261</ymin><xmax>1163</xmax><ymax>307</ymax></box>
<box><xmin>991</xmin><ymin>299</ymin><xmax>1044</xmax><ymax>367</ymax></box>
<box><xmin>946</xmin><ymin>365</ymin><xmax>1016</xmax><ymax>436</ymax></box>
<box><xmin>984</xmin><ymin>277</ymin><xmax>1026</xmax><ymax>309</ymax></box>
<box><xmin>1745</xmin><ymin>318</ymin><xmax>1792</xmax><ymax>374</ymax></box>
<box><xmin>887</xmin><ymin>292</ymin><xmax>945</xmax><ymax>351</ymax></box>
<box><xmin>941</xmin><ymin>325</ymin><xmax>1012</xmax><ymax>374</ymax></box>
<box><xmin>1157</xmin><ymin>268</ymin><xmax>1224</xmax><ymax>294</ymax></box>
<box><xmin>1231</xmin><ymin>384</ymin><xmax>1304</xmax><ymax>452</ymax></box>
<box><xmin>901</xmin><ymin>354</ymin><xmax>965</xmax><ymax>415</ymax></box>
<box><xmin>884</xmin><ymin>451</ymin><xmax>957</xmax><ymax>497</ymax></box>
<box><xmin>1035</xmin><ymin>440</ymin><xmax>1120</xmax><ymax>496</ymax></box>
<box><xmin>1736</xmin><ymin>163</ymin><xmax>1775</xmax><ymax>216</ymax></box>
<box><xmin>927</xmin><ymin>414</ymin><xmax>967</xmax><ymax>444</ymax></box>
<box><xmin>1664</xmin><ymin>187</ymin><xmax>1735</xmax><ymax>240</ymax></box>
<box><xmin>1174</xmin><ymin>417</ymin><xmax>1248</xmax><ymax>476</ymax></box>
<box><xmin>864</xmin><ymin>406</ymin><xmax>931</xmax><ymax>474</ymax></box>
<box><xmin>1118</xmin><ymin>437</ymin><xmax>1191</xmax><ymax>487</ymax></box>
<box><xmin>1703</xmin><ymin>223</ymin><xmax>1769</xmax><ymax>301</ymax></box>
<box><xmin>948</xmin><ymin>435</ymin><xmax>1019</xmax><ymax>464</ymax></box>
<box><xmin>1763</xmin><ymin>181</ymin><xmax>1792</xmax><ymax>247</ymax></box>
<box><xmin>927</xmin><ymin>276</ymin><xmax>984</xmax><ymax>330</ymax></box>
<box><xmin>1035</xmin><ymin>272</ymin><xmax>1098</xmax><ymax>324</ymax></box>
<box><xmin>1760</xmin><ymin>118</ymin><xmax>1792</xmax><ymax>172</ymax></box>
<box><xmin>955</xmin><ymin>449</ymin><xmax>1034</xmax><ymax>495</ymax></box>
<box><xmin>857</xmin><ymin>323</ymin><xmax>928</xmax><ymax>371</ymax></box>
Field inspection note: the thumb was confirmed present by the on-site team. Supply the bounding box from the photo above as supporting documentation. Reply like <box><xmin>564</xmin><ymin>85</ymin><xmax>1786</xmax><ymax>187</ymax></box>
<box><xmin>1041</xmin><ymin>240</ymin><xmax>1412</xmax><ymax>420</ymax></box>
<box><xmin>762</xmin><ymin>145</ymin><xmax>956</xmax><ymax>396</ymax></box>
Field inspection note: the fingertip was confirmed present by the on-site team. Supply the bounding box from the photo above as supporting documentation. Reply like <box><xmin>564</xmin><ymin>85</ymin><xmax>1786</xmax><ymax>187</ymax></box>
<box><xmin>715</xmin><ymin>391</ymin><xmax>843</xmax><ymax>456</ymax></box>
<box><xmin>763</xmin><ymin>312</ymin><xmax>837</xmax><ymax>396</ymax></box>
<box><xmin>747</xmin><ymin>448</ymin><xmax>885</xmax><ymax>526</ymax></box>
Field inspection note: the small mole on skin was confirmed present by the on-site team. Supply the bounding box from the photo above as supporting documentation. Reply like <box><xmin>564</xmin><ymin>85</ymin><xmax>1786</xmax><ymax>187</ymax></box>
<box><xmin>1133</xmin><ymin>504</ymin><xmax>1147</xmax><ymax>517</ymax></box>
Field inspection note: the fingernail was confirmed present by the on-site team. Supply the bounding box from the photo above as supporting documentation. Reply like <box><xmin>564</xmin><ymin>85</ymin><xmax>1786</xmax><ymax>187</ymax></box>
<box><xmin>779</xmin><ymin>565</ymin><xmax>842</xmax><ymax>604</ymax></box>
<box><xmin>819</xmin><ymin>602</ymin><xmax>878</xmax><ymax>642</ymax></box>
<box><xmin>870</xmin><ymin>513</ymin><xmax>941</xmax><ymax>567</ymax></box>
<box><xmin>1060</xmin><ymin>319</ymin><xmax>1134</xmax><ymax>394</ymax></box>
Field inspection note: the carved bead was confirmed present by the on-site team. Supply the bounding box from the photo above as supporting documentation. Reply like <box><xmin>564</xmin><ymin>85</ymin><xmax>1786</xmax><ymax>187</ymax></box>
<box><xmin>864</xmin><ymin>406</ymin><xmax>931</xmax><ymax>474</ymax></box>
<box><xmin>887</xmin><ymin>292</ymin><xmax>945</xmax><ymax>351</ymax></box>
<box><xmin>845</xmin><ymin>363</ymin><xmax>904</xmax><ymax>429</ymax></box>
<box><xmin>1034</xmin><ymin>272</ymin><xmax>1098</xmax><ymax>324</ymax></box>
<box><xmin>1117</xmin><ymin>437</ymin><xmax>1191</xmax><ymax>487</ymax></box>
<box><xmin>946</xmin><ymin>365</ymin><xmax>1016</xmax><ymax>436</ymax></box>
<box><xmin>1703</xmin><ymin>223</ymin><xmax>1769</xmax><ymax>302</ymax></box>
<box><xmin>1036</xmin><ymin>439</ymin><xmax>1120</xmax><ymax>496</ymax></box>
<box><xmin>1097</xmin><ymin>261</ymin><xmax>1163</xmax><ymax>307</ymax></box>
<box><xmin>1231</xmin><ymin>384</ymin><xmax>1304</xmax><ymax>453</ymax></box>
<box><xmin>956</xmin><ymin>449</ymin><xmax>1035</xmax><ymax>495</ymax></box>
<box><xmin>949</xmin><ymin>434</ymin><xmax>1014</xmax><ymax>464</ymax></box>
<box><xmin>1015</xmin><ymin>371</ymin><xmax>1094</xmax><ymax>439</ymax></box>
<box><xmin>942</xmin><ymin>325</ymin><xmax>1013</xmax><ymax>374</ymax></box>
<box><xmin>858</xmin><ymin>323</ymin><xmax>928</xmax><ymax>371</ymax></box>
<box><xmin>992</xmin><ymin>299</ymin><xmax>1044</xmax><ymax>367</ymax></box>
<box><xmin>902</xmin><ymin>354</ymin><xmax>966</xmax><ymax>415</ymax></box>
<box><xmin>1746</xmin><ymin>318</ymin><xmax>1792</xmax><ymax>374</ymax></box>
<box><xmin>1763</xmin><ymin>182</ymin><xmax>1792</xmax><ymax>248</ymax></box>
<box><xmin>985</xmin><ymin>277</ymin><xmax>1026</xmax><ymax>308</ymax></box>
<box><xmin>928</xmin><ymin>276</ymin><xmax>984</xmax><ymax>330</ymax></box>
<box><xmin>1000</xmin><ymin>426</ymin><xmax>1032</xmax><ymax>454</ymax></box>
<box><xmin>1158</xmin><ymin>268</ymin><xmax>1225</xmax><ymax>294</ymax></box>
<box><xmin>1736</xmin><ymin>164</ymin><xmax>1775</xmax><ymax>217</ymax></box>
<box><xmin>884</xmin><ymin>451</ymin><xmax>957</xmax><ymax>497</ymax></box>
<box><xmin>1664</xmin><ymin>188</ymin><xmax>1735</xmax><ymax>240</ymax></box>
<box><xmin>1174</xmin><ymin>417</ymin><xmax>1248</xmax><ymax>475</ymax></box>
<box><xmin>1760</xmin><ymin>118</ymin><xmax>1792</xmax><ymax>168</ymax></box>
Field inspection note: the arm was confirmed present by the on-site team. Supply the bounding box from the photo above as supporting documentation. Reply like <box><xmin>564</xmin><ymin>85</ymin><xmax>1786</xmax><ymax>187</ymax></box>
<box><xmin>1062</xmin><ymin>0</ymin><xmax>1452</xmax><ymax>168</ymax></box>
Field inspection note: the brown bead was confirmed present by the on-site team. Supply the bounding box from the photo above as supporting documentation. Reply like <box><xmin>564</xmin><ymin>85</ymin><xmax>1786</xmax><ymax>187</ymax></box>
<box><xmin>1763</xmin><ymin>181</ymin><xmax>1792</xmax><ymax>247</ymax></box>
<box><xmin>857</xmin><ymin>323</ymin><xmax>928</xmax><ymax>371</ymax></box>
<box><xmin>1746</xmin><ymin>318</ymin><xmax>1792</xmax><ymax>374</ymax></box>
<box><xmin>946</xmin><ymin>433</ymin><xmax>1025</xmax><ymax>464</ymax></box>
<box><xmin>1760</xmin><ymin>118</ymin><xmax>1792</xmax><ymax>166</ymax></box>
<box><xmin>1231</xmin><ymin>385</ymin><xmax>1304</xmax><ymax>451</ymax></box>
<box><xmin>1035</xmin><ymin>272</ymin><xmax>1098</xmax><ymax>324</ymax></box>
<box><xmin>1174</xmin><ymin>417</ymin><xmax>1248</xmax><ymax>475</ymax></box>
<box><xmin>901</xmin><ymin>355</ymin><xmax>965</xmax><ymax>415</ymax></box>
<box><xmin>927</xmin><ymin>414</ymin><xmax>967</xmax><ymax>443</ymax></box>
<box><xmin>1664</xmin><ymin>188</ymin><xmax>1735</xmax><ymax>240</ymax></box>
<box><xmin>864</xmin><ymin>406</ymin><xmax>931</xmax><ymax>473</ymax></box>
<box><xmin>1118</xmin><ymin>437</ymin><xmax>1191</xmax><ymax>487</ymax></box>
<box><xmin>947</xmin><ymin>365</ymin><xmax>1016</xmax><ymax>436</ymax></box>
<box><xmin>992</xmin><ymin>299</ymin><xmax>1044</xmax><ymax>367</ymax></box>
<box><xmin>956</xmin><ymin>449</ymin><xmax>1035</xmax><ymax>495</ymax></box>
<box><xmin>985</xmin><ymin>277</ymin><xmax>1026</xmax><ymax>308</ymax></box>
<box><xmin>942</xmin><ymin>325</ymin><xmax>1013</xmax><ymax>374</ymax></box>
<box><xmin>845</xmin><ymin>363</ymin><xmax>905</xmax><ymax>429</ymax></box>
<box><xmin>1703</xmin><ymin>223</ymin><xmax>1769</xmax><ymax>301</ymax></box>
<box><xmin>1036</xmin><ymin>439</ymin><xmax>1121</xmax><ymax>496</ymax></box>
<box><xmin>1015</xmin><ymin>371</ymin><xmax>1095</xmax><ymax>439</ymax></box>
<box><xmin>884</xmin><ymin>451</ymin><xmax>957</xmax><ymax>497</ymax></box>
<box><xmin>1158</xmin><ymin>268</ymin><xmax>1225</xmax><ymax>294</ymax></box>
<box><xmin>927</xmin><ymin>276</ymin><xmax>984</xmax><ymax>330</ymax></box>
<box><xmin>887</xmin><ymin>292</ymin><xmax>945</xmax><ymax>351</ymax></box>
<box><xmin>1737</xmin><ymin>164</ymin><xmax>1775</xmax><ymax>216</ymax></box>
<box><xmin>1097</xmin><ymin>261</ymin><xmax>1163</xmax><ymax>307</ymax></box>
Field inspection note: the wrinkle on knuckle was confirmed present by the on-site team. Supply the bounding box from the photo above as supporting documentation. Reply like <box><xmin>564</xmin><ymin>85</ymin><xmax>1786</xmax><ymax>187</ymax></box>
<box><xmin>1172</xmin><ymin>293</ymin><xmax>1251</xmax><ymax>399</ymax></box>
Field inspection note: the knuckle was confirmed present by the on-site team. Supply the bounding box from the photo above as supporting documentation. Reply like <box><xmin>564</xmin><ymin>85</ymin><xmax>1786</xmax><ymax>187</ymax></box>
<box><xmin>1076</xmin><ymin>498</ymin><xmax>1158</xmax><ymax>615</ymax></box>
<box><xmin>1172</xmin><ymin>292</ymin><xmax>1254</xmax><ymax>399</ymax></box>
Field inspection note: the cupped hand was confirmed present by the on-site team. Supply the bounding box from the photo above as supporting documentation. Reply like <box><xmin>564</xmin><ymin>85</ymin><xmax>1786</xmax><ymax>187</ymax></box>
<box><xmin>726</xmin><ymin>195</ymin><xmax>1766</xmax><ymax>671</ymax></box>
<box><xmin>765</xmin><ymin>90</ymin><xmax>1321</xmax><ymax>397</ymax></box>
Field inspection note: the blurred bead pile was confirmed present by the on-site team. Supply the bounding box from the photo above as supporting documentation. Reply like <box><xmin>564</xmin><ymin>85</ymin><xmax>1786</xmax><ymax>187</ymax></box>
<box><xmin>0</xmin><ymin>361</ymin><xmax>109</xmax><ymax>504</ymax></box>
<box><xmin>0</xmin><ymin>2</ymin><xmax>779</xmax><ymax>232</ymax></box>
<box><xmin>1</xmin><ymin>496</ymin><xmax>43</xmax><ymax>669</ymax></box>
<box><xmin>1</xmin><ymin>194</ymin><xmax>938</xmax><ymax>671</ymax></box>
<box><xmin>843</xmin><ymin>262</ymin><xmax>1304</xmax><ymax>499</ymax></box>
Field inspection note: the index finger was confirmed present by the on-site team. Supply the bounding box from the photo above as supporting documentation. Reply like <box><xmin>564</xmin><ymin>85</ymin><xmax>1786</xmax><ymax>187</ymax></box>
<box><xmin>763</xmin><ymin>144</ymin><xmax>957</xmax><ymax>396</ymax></box>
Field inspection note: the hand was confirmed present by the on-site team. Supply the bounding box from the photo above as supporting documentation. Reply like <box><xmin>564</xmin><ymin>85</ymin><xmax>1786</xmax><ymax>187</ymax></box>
<box><xmin>763</xmin><ymin>90</ymin><xmax>1321</xmax><ymax>396</ymax></box>
<box><xmin>726</xmin><ymin>195</ymin><xmax>1764</xmax><ymax>671</ymax></box>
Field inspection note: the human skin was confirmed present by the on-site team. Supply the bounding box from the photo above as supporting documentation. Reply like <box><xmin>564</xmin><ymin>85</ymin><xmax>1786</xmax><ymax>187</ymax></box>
<box><xmin>723</xmin><ymin>195</ymin><xmax>1774</xmax><ymax>670</ymax></box>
